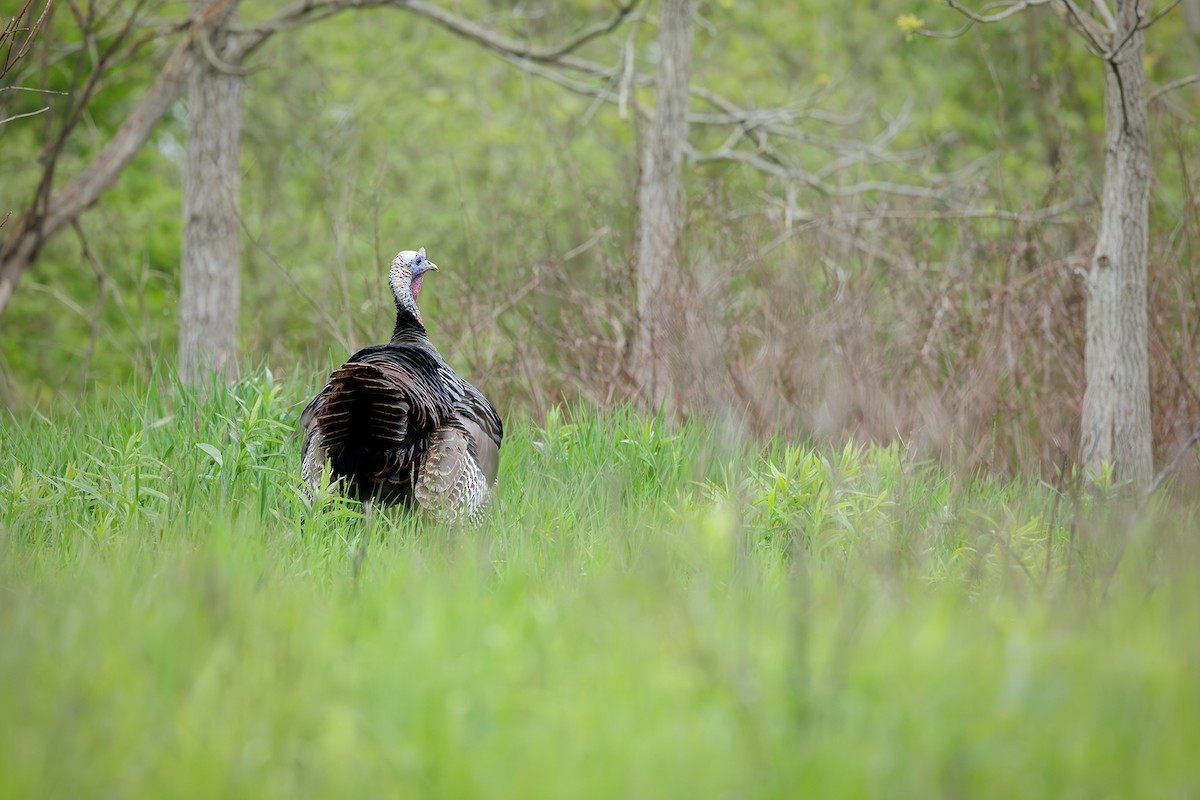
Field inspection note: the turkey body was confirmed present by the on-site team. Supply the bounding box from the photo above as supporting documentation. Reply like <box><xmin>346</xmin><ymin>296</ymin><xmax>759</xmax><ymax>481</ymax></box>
<box><xmin>300</xmin><ymin>249</ymin><xmax>502</xmax><ymax>522</ymax></box>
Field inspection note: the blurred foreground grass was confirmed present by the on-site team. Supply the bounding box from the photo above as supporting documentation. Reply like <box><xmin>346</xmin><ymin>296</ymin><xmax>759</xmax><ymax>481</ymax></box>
<box><xmin>1</xmin><ymin>373</ymin><xmax>1197</xmax><ymax>798</ymax></box>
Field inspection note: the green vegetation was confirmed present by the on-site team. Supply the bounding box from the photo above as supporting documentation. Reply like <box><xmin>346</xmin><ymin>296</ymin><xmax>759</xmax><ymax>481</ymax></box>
<box><xmin>4</xmin><ymin>2</ymin><xmax>1200</xmax><ymax>794</ymax></box>
<box><xmin>4</xmin><ymin>1</ymin><xmax>1199</xmax><ymax>472</ymax></box>
<box><xmin>3</xmin><ymin>375</ymin><xmax>1197</xmax><ymax>797</ymax></box>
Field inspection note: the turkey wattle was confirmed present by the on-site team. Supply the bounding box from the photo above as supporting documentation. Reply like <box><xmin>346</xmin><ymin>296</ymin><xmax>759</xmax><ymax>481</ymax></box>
<box><xmin>299</xmin><ymin>247</ymin><xmax>502</xmax><ymax>523</ymax></box>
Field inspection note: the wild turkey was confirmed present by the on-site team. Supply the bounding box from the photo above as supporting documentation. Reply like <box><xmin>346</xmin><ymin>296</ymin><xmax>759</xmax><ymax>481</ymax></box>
<box><xmin>299</xmin><ymin>247</ymin><xmax>502</xmax><ymax>523</ymax></box>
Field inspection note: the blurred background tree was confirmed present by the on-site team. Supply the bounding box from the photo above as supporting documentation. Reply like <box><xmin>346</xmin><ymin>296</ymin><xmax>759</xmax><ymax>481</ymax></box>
<box><xmin>1</xmin><ymin>0</ymin><xmax>1197</xmax><ymax>482</ymax></box>
<box><xmin>926</xmin><ymin>0</ymin><xmax>1166</xmax><ymax>486</ymax></box>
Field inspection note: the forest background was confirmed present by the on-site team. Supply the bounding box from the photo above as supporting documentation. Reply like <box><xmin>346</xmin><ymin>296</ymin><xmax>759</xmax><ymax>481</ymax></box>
<box><xmin>2</xmin><ymin>0</ymin><xmax>1199</xmax><ymax>480</ymax></box>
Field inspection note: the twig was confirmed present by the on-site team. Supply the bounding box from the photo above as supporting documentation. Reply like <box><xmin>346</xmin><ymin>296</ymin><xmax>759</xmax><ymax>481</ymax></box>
<box><xmin>232</xmin><ymin>0</ymin><xmax>640</xmax><ymax>65</ymax></box>
<box><xmin>0</xmin><ymin>106</ymin><xmax>48</xmax><ymax>125</ymax></box>
<box><xmin>197</xmin><ymin>23</ymin><xmax>248</xmax><ymax>75</ymax></box>
<box><xmin>71</xmin><ymin>220</ymin><xmax>106</xmax><ymax>394</ymax></box>
<box><xmin>406</xmin><ymin>0</ymin><xmax>639</xmax><ymax>63</ymax></box>
<box><xmin>617</xmin><ymin>15</ymin><xmax>638</xmax><ymax>120</ymax></box>
<box><xmin>1139</xmin><ymin>0</ymin><xmax>1183</xmax><ymax>32</ymax></box>
<box><xmin>0</xmin><ymin>26</ymin><xmax>192</xmax><ymax>317</ymax></box>
<box><xmin>1090</xmin><ymin>0</ymin><xmax>1117</xmax><ymax>31</ymax></box>
<box><xmin>241</xmin><ymin>224</ymin><xmax>354</xmax><ymax>355</ymax></box>
<box><xmin>923</xmin><ymin>0</ymin><xmax>1054</xmax><ymax>38</ymax></box>
<box><xmin>1061</xmin><ymin>0</ymin><xmax>1111</xmax><ymax>55</ymax></box>
<box><xmin>1</xmin><ymin>1</ymin><xmax>54</xmax><ymax>81</ymax></box>
<box><xmin>1140</xmin><ymin>421</ymin><xmax>1200</xmax><ymax>507</ymax></box>
<box><xmin>1109</xmin><ymin>16</ymin><xmax>1143</xmax><ymax>63</ymax></box>
<box><xmin>915</xmin><ymin>20</ymin><xmax>977</xmax><ymax>39</ymax></box>
<box><xmin>562</xmin><ymin>226</ymin><xmax>610</xmax><ymax>261</ymax></box>
<box><xmin>945</xmin><ymin>0</ymin><xmax>1051</xmax><ymax>24</ymax></box>
<box><xmin>495</xmin><ymin>50</ymin><xmax>621</xmax><ymax>100</ymax></box>
<box><xmin>684</xmin><ymin>143</ymin><xmax>948</xmax><ymax>199</ymax></box>
<box><xmin>1149</xmin><ymin>73</ymin><xmax>1200</xmax><ymax>103</ymax></box>
<box><xmin>0</xmin><ymin>85</ymin><xmax>68</xmax><ymax>94</ymax></box>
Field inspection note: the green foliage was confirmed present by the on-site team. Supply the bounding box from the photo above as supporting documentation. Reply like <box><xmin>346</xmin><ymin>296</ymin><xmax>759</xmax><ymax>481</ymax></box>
<box><xmin>5</xmin><ymin>0</ymin><xmax>1196</xmax><ymax>405</ymax></box>
<box><xmin>2</xmin><ymin>377</ymin><xmax>1199</xmax><ymax>797</ymax></box>
<box><xmin>3</xmin><ymin>1</ymin><xmax>1200</xmax><ymax>478</ymax></box>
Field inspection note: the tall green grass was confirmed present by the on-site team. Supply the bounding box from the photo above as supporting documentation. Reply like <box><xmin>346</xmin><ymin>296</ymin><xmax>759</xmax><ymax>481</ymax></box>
<box><xmin>2</xmin><ymin>372</ymin><xmax>1197</xmax><ymax>798</ymax></box>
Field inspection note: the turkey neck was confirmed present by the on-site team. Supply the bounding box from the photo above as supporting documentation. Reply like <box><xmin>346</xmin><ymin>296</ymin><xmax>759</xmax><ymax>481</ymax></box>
<box><xmin>390</xmin><ymin>305</ymin><xmax>429</xmax><ymax>346</ymax></box>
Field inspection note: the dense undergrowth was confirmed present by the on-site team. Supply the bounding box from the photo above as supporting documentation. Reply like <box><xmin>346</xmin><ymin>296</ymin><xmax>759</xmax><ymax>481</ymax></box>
<box><xmin>2</xmin><ymin>373</ymin><xmax>1198</xmax><ymax>798</ymax></box>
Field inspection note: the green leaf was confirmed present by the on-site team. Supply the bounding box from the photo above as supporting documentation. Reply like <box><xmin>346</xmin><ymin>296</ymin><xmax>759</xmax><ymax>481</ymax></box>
<box><xmin>196</xmin><ymin>443</ymin><xmax>223</xmax><ymax>468</ymax></box>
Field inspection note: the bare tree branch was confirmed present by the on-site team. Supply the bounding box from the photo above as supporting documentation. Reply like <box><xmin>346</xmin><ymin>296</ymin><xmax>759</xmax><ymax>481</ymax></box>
<box><xmin>1</xmin><ymin>0</ymin><xmax>53</xmax><ymax>82</ymax></box>
<box><xmin>683</xmin><ymin>142</ymin><xmax>948</xmax><ymax>200</ymax></box>
<box><xmin>1</xmin><ymin>0</ymin><xmax>974</xmax><ymax>329</ymax></box>
<box><xmin>1107</xmin><ymin>4</ymin><xmax>1148</xmax><ymax>60</ymax></box>
<box><xmin>915</xmin><ymin>19</ymin><xmax>978</xmax><ymax>39</ymax></box>
<box><xmin>1142</xmin><ymin>421</ymin><xmax>1200</xmax><ymax>503</ymax></box>
<box><xmin>0</xmin><ymin>105</ymin><xmax>47</xmax><ymax>124</ymax></box>
<box><xmin>1060</xmin><ymin>0</ymin><xmax>1111</xmax><ymax>53</ymax></box>
<box><xmin>0</xmin><ymin>1</ymin><xmax>55</xmax><ymax>132</ymax></box>
<box><xmin>1091</xmin><ymin>0</ymin><xmax>1118</xmax><ymax>30</ymax></box>
<box><xmin>0</xmin><ymin>85</ymin><xmax>67</xmax><ymax>94</ymax></box>
<box><xmin>231</xmin><ymin>0</ymin><xmax>639</xmax><ymax>66</ymax></box>
<box><xmin>946</xmin><ymin>0</ymin><xmax>1052</xmax><ymax>23</ymax></box>
<box><xmin>1</xmin><ymin>0</ymin><xmax>179</xmax><ymax>313</ymax></box>
<box><xmin>495</xmin><ymin>50</ymin><xmax>621</xmax><ymax>100</ymax></box>
<box><xmin>197</xmin><ymin>21</ymin><xmax>249</xmax><ymax>74</ymax></box>
<box><xmin>402</xmin><ymin>0</ymin><xmax>639</xmax><ymax>62</ymax></box>
<box><xmin>925</xmin><ymin>0</ymin><xmax>1115</xmax><ymax>54</ymax></box>
<box><xmin>1</xmin><ymin>0</ymin><xmax>643</xmax><ymax>317</ymax></box>
<box><xmin>1150</xmin><ymin>72</ymin><xmax>1200</xmax><ymax>101</ymax></box>
<box><xmin>0</xmin><ymin>38</ymin><xmax>192</xmax><ymax>315</ymax></box>
<box><xmin>1140</xmin><ymin>0</ymin><xmax>1184</xmax><ymax>30</ymax></box>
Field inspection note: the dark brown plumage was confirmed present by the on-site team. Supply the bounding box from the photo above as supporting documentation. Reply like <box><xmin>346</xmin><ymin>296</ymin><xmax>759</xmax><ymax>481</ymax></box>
<box><xmin>300</xmin><ymin>248</ymin><xmax>502</xmax><ymax>522</ymax></box>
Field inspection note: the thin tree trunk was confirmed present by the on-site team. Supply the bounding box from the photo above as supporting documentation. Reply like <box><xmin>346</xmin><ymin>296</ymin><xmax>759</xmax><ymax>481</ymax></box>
<box><xmin>1184</xmin><ymin>0</ymin><xmax>1200</xmax><ymax>35</ymax></box>
<box><xmin>1183</xmin><ymin>0</ymin><xmax>1200</xmax><ymax>103</ymax></box>
<box><xmin>178</xmin><ymin>0</ymin><xmax>244</xmax><ymax>386</ymax></box>
<box><xmin>1080</xmin><ymin>0</ymin><xmax>1153</xmax><ymax>486</ymax></box>
<box><xmin>632</xmin><ymin>0</ymin><xmax>694</xmax><ymax>408</ymax></box>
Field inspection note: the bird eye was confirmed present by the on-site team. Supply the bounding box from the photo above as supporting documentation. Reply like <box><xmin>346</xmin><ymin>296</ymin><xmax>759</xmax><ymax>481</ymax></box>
<box><xmin>414</xmin><ymin>254</ymin><xmax>424</xmax><ymax>265</ymax></box>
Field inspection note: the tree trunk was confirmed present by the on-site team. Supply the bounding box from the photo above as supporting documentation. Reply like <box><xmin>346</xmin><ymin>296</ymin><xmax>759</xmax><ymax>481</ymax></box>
<box><xmin>1184</xmin><ymin>0</ymin><xmax>1200</xmax><ymax>35</ymax></box>
<box><xmin>178</xmin><ymin>0</ymin><xmax>244</xmax><ymax>386</ymax></box>
<box><xmin>631</xmin><ymin>0</ymin><xmax>694</xmax><ymax>408</ymax></box>
<box><xmin>1079</xmin><ymin>0</ymin><xmax>1153</xmax><ymax>487</ymax></box>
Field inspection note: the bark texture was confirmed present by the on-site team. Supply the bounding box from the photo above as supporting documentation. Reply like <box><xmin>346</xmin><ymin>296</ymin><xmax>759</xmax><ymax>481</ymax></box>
<box><xmin>1185</xmin><ymin>0</ymin><xmax>1200</xmax><ymax>35</ymax></box>
<box><xmin>632</xmin><ymin>0</ymin><xmax>694</xmax><ymax>407</ymax></box>
<box><xmin>1080</xmin><ymin>0</ymin><xmax>1153</xmax><ymax>486</ymax></box>
<box><xmin>178</xmin><ymin>0</ymin><xmax>244</xmax><ymax>386</ymax></box>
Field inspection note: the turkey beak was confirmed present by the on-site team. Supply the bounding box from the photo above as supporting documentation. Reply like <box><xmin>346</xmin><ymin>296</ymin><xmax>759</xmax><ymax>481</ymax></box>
<box><xmin>426</xmin><ymin>262</ymin><xmax>439</xmax><ymax>273</ymax></box>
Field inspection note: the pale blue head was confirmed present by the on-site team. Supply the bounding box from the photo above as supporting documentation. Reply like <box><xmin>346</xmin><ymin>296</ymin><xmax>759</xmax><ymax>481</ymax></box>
<box><xmin>388</xmin><ymin>247</ymin><xmax>438</xmax><ymax>324</ymax></box>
